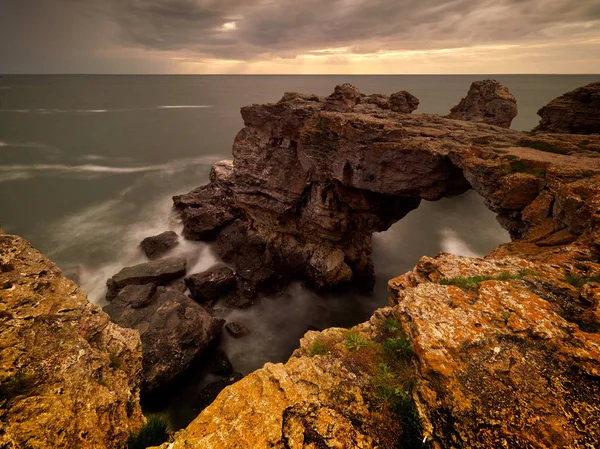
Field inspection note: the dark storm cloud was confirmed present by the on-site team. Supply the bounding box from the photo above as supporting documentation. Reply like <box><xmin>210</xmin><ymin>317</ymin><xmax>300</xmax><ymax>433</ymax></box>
<box><xmin>100</xmin><ymin>0</ymin><xmax>600</xmax><ymax>59</ymax></box>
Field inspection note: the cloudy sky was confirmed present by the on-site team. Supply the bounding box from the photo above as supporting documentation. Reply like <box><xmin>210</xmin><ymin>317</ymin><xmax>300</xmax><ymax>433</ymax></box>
<box><xmin>1</xmin><ymin>0</ymin><xmax>599</xmax><ymax>73</ymax></box>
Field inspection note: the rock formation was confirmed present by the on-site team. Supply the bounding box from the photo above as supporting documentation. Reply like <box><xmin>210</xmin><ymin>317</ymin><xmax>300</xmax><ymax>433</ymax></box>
<box><xmin>140</xmin><ymin>231</ymin><xmax>179</xmax><ymax>259</ymax></box>
<box><xmin>104</xmin><ymin>284</ymin><xmax>224</xmax><ymax>392</ymax></box>
<box><xmin>174</xmin><ymin>83</ymin><xmax>600</xmax><ymax>298</ymax></box>
<box><xmin>448</xmin><ymin>79</ymin><xmax>518</xmax><ymax>128</ymax></box>
<box><xmin>0</xmin><ymin>231</ymin><xmax>144</xmax><ymax>448</ymax></box>
<box><xmin>534</xmin><ymin>82</ymin><xmax>600</xmax><ymax>134</ymax></box>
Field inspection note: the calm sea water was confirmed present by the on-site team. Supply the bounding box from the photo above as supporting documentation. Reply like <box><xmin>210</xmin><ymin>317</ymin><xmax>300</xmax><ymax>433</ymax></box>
<box><xmin>1</xmin><ymin>74</ymin><xmax>597</xmax><ymax>426</ymax></box>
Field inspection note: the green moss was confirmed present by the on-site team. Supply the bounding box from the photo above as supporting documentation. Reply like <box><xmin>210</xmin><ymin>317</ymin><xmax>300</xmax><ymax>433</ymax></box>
<box><xmin>383</xmin><ymin>336</ymin><xmax>414</xmax><ymax>361</ymax></box>
<box><xmin>127</xmin><ymin>415</ymin><xmax>170</xmax><ymax>449</ymax></box>
<box><xmin>345</xmin><ymin>331</ymin><xmax>368</xmax><ymax>352</ymax></box>
<box><xmin>519</xmin><ymin>139</ymin><xmax>571</xmax><ymax>155</ymax></box>
<box><xmin>309</xmin><ymin>338</ymin><xmax>332</xmax><ymax>356</ymax></box>
<box><xmin>109</xmin><ymin>353</ymin><xmax>122</xmax><ymax>370</ymax></box>
<box><xmin>439</xmin><ymin>271</ymin><xmax>529</xmax><ymax>290</ymax></box>
<box><xmin>501</xmin><ymin>159</ymin><xmax>547</xmax><ymax>178</ymax></box>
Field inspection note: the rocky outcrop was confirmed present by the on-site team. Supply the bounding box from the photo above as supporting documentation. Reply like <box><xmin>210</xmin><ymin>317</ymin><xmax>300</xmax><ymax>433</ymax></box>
<box><xmin>106</xmin><ymin>257</ymin><xmax>187</xmax><ymax>299</ymax></box>
<box><xmin>104</xmin><ymin>285</ymin><xmax>224</xmax><ymax>392</ymax></box>
<box><xmin>174</xmin><ymin>83</ymin><xmax>600</xmax><ymax>295</ymax></box>
<box><xmin>448</xmin><ymin>79</ymin><xmax>518</xmax><ymax>128</ymax></box>
<box><xmin>156</xmin><ymin>248</ymin><xmax>600</xmax><ymax>449</ymax></box>
<box><xmin>140</xmin><ymin>231</ymin><xmax>179</xmax><ymax>259</ymax></box>
<box><xmin>0</xmin><ymin>232</ymin><xmax>144</xmax><ymax>449</ymax></box>
<box><xmin>534</xmin><ymin>82</ymin><xmax>600</xmax><ymax>134</ymax></box>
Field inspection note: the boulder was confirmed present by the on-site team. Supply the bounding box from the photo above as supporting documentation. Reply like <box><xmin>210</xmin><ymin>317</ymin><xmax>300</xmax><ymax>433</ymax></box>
<box><xmin>324</xmin><ymin>83</ymin><xmax>362</xmax><ymax>112</ymax></box>
<box><xmin>103</xmin><ymin>286</ymin><xmax>224</xmax><ymax>391</ymax></box>
<box><xmin>225</xmin><ymin>321</ymin><xmax>250</xmax><ymax>338</ymax></box>
<box><xmin>0</xmin><ymin>233</ymin><xmax>144</xmax><ymax>448</ymax></box>
<box><xmin>534</xmin><ymin>82</ymin><xmax>600</xmax><ymax>134</ymax></box>
<box><xmin>449</xmin><ymin>79</ymin><xmax>518</xmax><ymax>128</ymax></box>
<box><xmin>140</xmin><ymin>231</ymin><xmax>179</xmax><ymax>259</ymax></box>
<box><xmin>389</xmin><ymin>90</ymin><xmax>420</xmax><ymax>113</ymax></box>
<box><xmin>106</xmin><ymin>257</ymin><xmax>186</xmax><ymax>300</ymax></box>
<box><xmin>185</xmin><ymin>266</ymin><xmax>237</xmax><ymax>304</ymax></box>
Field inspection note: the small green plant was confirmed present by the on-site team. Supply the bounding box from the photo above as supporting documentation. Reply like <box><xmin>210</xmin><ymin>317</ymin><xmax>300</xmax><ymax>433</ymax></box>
<box><xmin>309</xmin><ymin>339</ymin><xmax>331</xmax><ymax>356</ymax></box>
<box><xmin>345</xmin><ymin>331</ymin><xmax>368</xmax><ymax>351</ymax></box>
<box><xmin>517</xmin><ymin>269</ymin><xmax>537</xmax><ymax>277</ymax></box>
<box><xmin>383</xmin><ymin>337</ymin><xmax>414</xmax><ymax>361</ymax></box>
<box><xmin>518</xmin><ymin>139</ymin><xmax>570</xmax><ymax>155</ymax></box>
<box><xmin>385</xmin><ymin>317</ymin><xmax>402</xmax><ymax>333</ymax></box>
<box><xmin>563</xmin><ymin>273</ymin><xmax>600</xmax><ymax>288</ymax></box>
<box><xmin>109</xmin><ymin>353</ymin><xmax>122</xmax><ymax>370</ymax></box>
<box><xmin>127</xmin><ymin>415</ymin><xmax>170</xmax><ymax>449</ymax></box>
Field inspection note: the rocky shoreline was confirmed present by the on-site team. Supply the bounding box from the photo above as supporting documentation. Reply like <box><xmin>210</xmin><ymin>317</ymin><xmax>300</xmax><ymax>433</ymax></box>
<box><xmin>1</xmin><ymin>80</ymin><xmax>599</xmax><ymax>448</ymax></box>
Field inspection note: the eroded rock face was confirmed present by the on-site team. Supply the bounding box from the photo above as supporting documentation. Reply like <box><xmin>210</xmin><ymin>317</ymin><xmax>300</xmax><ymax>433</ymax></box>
<box><xmin>449</xmin><ymin>79</ymin><xmax>518</xmax><ymax>128</ymax></box>
<box><xmin>534</xmin><ymin>82</ymin><xmax>600</xmax><ymax>134</ymax></box>
<box><xmin>388</xmin><ymin>252</ymin><xmax>600</xmax><ymax>448</ymax></box>
<box><xmin>104</xmin><ymin>285</ymin><xmax>224</xmax><ymax>391</ymax></box>
<box><xmin>174</xmin><ymin>82</ymin><xmax>600</xmax><ymax>294</ymax></box>
<box><xmin>0</xmin><ymin>233</ymin><xmax>144</xmax><ymax>448</ymax></box>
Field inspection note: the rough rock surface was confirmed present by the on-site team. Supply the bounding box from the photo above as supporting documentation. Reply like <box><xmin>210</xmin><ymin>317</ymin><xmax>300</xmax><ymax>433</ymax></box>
<box><xmin>225</xmin><ymin>321</ymin><xmax>249</xmax><ymax>338</ymax></box>
<box><xmin>534</xmin><ymin>82</ymin><xmax>600</xmax><ymax>134</ymax></box>
<box><xmin>448</xmin><ymin>79</ymin><xmax>518</xmax><ymax>128</ymax></box>
<box><xmin>106</xmin><ymin>257</ymin><xmax>187</xmax><ymax>299</ymax></box>
<box><xmin>158</xmin><ymin>83</ymin><xmax>600</xmax><ymax>449</ymax></box>
<box><xmin>174</xmin><ymin>82</ymin><xmax>600</xmax><ymax>294</ymax></box>
<box><xmin>157</xmin><ymin>250</ymin><xmax>600</xmax><ymax>449</ymax></box>
<box><xmin>140</xmin><ymin>231</ymin><xmax>179</xmax><ymax>259</ymax></box>
<box><xmin>185</xmin><ymin>266</ymin><xmax>237</xmax><ymax>304</ymax></box>
<box><xmin>0</xmin><ymin>232</ymin><xmax>144</xmax><ymax>448</ymax></box>
<box><xmin>104</xmin><ymin>285</ymin><xmax>224</xmax><ymax>391</ymax></box>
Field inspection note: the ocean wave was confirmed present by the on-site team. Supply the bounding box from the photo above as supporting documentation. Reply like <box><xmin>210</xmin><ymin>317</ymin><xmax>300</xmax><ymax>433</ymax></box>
<box><xmin>0</xmin><ymin>155</ymin><xmax>221</xmax><ymax>182</ymax></box>
<box><xmin>0</xmin><ymin>105</ymin><xmax>212</xmax><ymax>114</ymax></box>
<box><xmin>157</xmin><ymin>105</ymin><xmax>211</xmax><ymax>109</ymax></box>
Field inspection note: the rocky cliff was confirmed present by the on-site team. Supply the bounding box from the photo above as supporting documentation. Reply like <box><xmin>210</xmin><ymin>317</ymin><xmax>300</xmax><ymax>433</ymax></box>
<box><xmin>158</xmin><ymin>82</ymin><xmax>600</xmax><ymax>448</ymax></box>
<box><xmin>0</xmin><ymin>231</ymin><xmax>144</xmax><ymax>448</ymax></box>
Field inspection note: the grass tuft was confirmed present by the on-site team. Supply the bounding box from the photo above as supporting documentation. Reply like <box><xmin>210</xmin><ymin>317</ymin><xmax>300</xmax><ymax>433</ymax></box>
<box><xmin>563</xmin><ymin>273</ymin><xmax>600</xmax><ymax>288</ymax></box>
<box><xmin>345</xmin><ymin>331</ymin><xmax>368</xmax><ymax>352</ymax></box>
<box><xmin>309</xmin><ymin>338</ymin><xmax>332</xmax><ymax>356</ymax></box>
<box><xmin>439</xmin><ymin>271</ymin><xmax>533</xmax><ymax>290</ymax></box>
<box><xmin>519</xmin><ymin>139</ymin><xmax>571</xmax><ymax>155</ymax></box>
<box><xmin>127</xmin><ymin>415</ymin><xmax>169</xmax><ymax>449</ymax></box>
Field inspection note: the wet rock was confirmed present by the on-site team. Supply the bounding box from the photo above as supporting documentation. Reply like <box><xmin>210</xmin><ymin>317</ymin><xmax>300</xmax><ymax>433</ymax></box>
<box><xmin>0</xmin><ymin>232</ymin><xmax>143</xmax><ymax>448</ymax></box>
<box><xmin>165</xmin><ymin>278</ymin><xmax>187</xmax><ymax>293</ymax></box>
<box><xmin>104</xmin><ymin>286</ymin><xmax>224</xmax><ymax>392</ymax></box>
<box><xmin>140</xmin><ymin>231</ymin><xmax>179</xmax><ymax>259</ymax></box>
<box><xmin>225</xmin><ymin>321</ymin><xmax>250</xmax><ymax>338</ymax></box>
<box><xmin>185</xmin><ymin>266</ymin><xmax>237</xmax><ymax>304</ymax></box>
<box><xmin>206</xmin><ymin>348</ymin><xmax>234</xmax><ymax>376</ymax></box>
<box><xmin>389</xmin><ymin>90</ymin><xmax>420</xmax><ymax>113</ymax></box>
<box><xmin>449</xmin><ymin>79</ymin><xmax>518</xmax><ymax>128</ymax></box>
<box><xmin>535</xmin><ymin>82</ymin><xmax>600</xmax><ymax>134</ymax></box>
<box><xmin>193</xmin><ymin>372</ymin><xmax>243</xmax><ymax>412</ymax></box>
<box><xmin>106</xmin><ymin>257</ymin><xmax>186</xmax><ymax>300</ymax></box>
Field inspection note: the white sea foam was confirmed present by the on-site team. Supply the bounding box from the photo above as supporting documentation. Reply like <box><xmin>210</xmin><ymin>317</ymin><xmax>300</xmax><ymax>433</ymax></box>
<box><xmin>440</xmin><ymin>228</ymin><xmax>480</xmax><ymax>257</ymax></box>
<box><xmin>0</xmin><ymin>156</ymin><xmax>220</xmax><ymax>182</ymax></box>
<box><xmin>157</xmin><ymin>105</ymin><xmax>211</xmax><ymax>109</ymax></box>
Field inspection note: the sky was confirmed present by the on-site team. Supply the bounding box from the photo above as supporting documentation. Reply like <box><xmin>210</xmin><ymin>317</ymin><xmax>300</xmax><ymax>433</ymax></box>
<box><xmin>1</xmin><ymin>0</ymin><xmax>599</xmax><ymax>74</ymax></box>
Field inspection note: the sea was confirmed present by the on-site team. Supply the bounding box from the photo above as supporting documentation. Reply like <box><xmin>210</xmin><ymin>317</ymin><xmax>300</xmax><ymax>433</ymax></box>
<box><xmin>1</xmin><ymin>74</ymin><xmax>598</xmax><ymax>426</ymax></box>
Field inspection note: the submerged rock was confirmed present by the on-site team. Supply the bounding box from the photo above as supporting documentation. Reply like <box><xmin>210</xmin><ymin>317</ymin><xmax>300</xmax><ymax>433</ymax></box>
<box><xmin>140</xmin><ymin>231</ymin><xmax>179</xmax><ymax>259</ymax></box>
<box><xmin>225</xmin><ymin>321</ymin><xmax>250</xmax><ymax>338</ymax></box>
<box><xmin>534</xmin><ymin>82</ymin><xmax>600</xmax><ymax>134</ymax></box>
<box><xmin>106</xmin><ymin>257</ymin><xmax>186</xmax><ymax>300</ymax></box>
<box><xmin>0</xmin><ymin>232</ymin><xmax>144</xmax><ymax>448</ymax></box>
<box><xmin>104</xmin><ymin>286</ymin><xmax>224</xmax><ymax>391</ymax></box>
<box><xmin>193</xmin><ymin>372</ymin><xmax>243</xmax><ymax>413</ymax></box>
<box><xmin>449</xmin><ymin>79</ymin><xmax>518</xmax><ymax>128</ymax></box>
